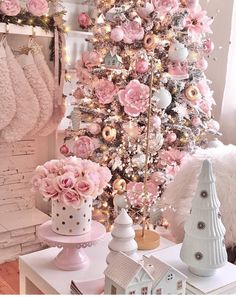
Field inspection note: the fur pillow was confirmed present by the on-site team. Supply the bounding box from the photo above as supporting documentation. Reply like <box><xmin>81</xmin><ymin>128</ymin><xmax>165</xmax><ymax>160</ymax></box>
<box><xmin>163</xmin><ymin>145</ymin><xmax>236</xmax><ymax>247</ymax></box>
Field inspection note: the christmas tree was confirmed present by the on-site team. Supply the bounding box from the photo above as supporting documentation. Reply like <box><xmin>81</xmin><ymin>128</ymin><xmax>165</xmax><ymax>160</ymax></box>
<box><xmin>62</xmin><ymin>0</ymin><xmax>219</xmax><ymax>226</ymax></box>
<box><xmin>180</xmin><ymin>160</ymin><xmax>227</xmax><ymax>277</ymax></box>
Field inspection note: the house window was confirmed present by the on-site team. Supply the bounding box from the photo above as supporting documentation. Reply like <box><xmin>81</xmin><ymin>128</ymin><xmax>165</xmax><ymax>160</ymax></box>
<box><xmin>141</xmin><ymin>287</ymin><xmax>148</xmax><ymax>295</ymax></box>
<box><xmin>129</xmin><ymin>290</ymin><xmax>136</xmax><ymax>295</ymax></box>
<box><xmin>156</xmin><ymin>288</ymin><xmax>162</xmax><ymax>294</ymax></box>
<box><xmin>167</xmin><ymin>273</ymin><xmax>174</xmax><ymax>281</ymax></box>
<box><xmin>177</xmin><ymin>280</ymin><xmax>183</xmax><ymax>290</ymax></box>
<box><xmin>111</xmin><ymin>285</ymin><xmax>116</xmax><ymax>295</ymax></box>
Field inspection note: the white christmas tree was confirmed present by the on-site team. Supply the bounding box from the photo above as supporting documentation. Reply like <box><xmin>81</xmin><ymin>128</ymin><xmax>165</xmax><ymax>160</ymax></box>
<box><xmin>106</xmin><ymin>209</ymin><xmax>138</xmax><ymax>264</ymax></box>
<box><xmin>180</xmin><ymin>160</ymin><xmax>227</xmax><ymax>277</ymax></box>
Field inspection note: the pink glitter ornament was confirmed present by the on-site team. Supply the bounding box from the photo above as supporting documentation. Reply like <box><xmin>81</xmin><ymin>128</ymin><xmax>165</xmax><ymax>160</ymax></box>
<box><xmin>196</xmin><ymin>57</ymin><xmax>208</xmax><ymax>70</ymax></box>
<box><xmin>60</xmin><ymin>144</ymin><xmax>69</xmax><ymax>156</ymax></box>
<box><xmin>110</xmin><ymin>27</ymin><xmax>124</xmax><ymax>42</ymax></box>
<box><xmin>135</xmin><ymin>59</ymin><xmax>149</xmax><ymax>74</ymax></box>
<box><xmin>166</xmin><ymin>132</ymin><xmax>177</xmax><ymax>143</ymax></box>
<box><xmin>203</xmin><ymin>39</ymin><xmax>215</xmax><ymax>54</ymax></box>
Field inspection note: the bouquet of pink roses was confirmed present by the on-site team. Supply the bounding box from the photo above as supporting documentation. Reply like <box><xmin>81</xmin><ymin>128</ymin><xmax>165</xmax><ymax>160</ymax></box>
<box><xmin>31</xmin><ymin>157</ymin><xmax>111</xmax><ymax>209</ymax></box>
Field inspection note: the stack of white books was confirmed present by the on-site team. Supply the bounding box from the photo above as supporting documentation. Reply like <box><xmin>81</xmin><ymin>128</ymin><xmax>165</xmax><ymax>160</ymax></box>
<box><xmin>151</xmin><ymin>244</ymin><xmax>236</xmax><ymax>295</ymax></box>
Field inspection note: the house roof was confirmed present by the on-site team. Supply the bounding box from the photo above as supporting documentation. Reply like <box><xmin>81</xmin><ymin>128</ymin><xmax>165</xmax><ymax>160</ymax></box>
<box><xmin>144</xmin><ymin>256</ymin><xmax>187</xmax><ymax>287</ymax></box>
<box><xmin>104</xmin><ymin>252</ymin><xmax>153</xmax><ymax>289</ymax></box>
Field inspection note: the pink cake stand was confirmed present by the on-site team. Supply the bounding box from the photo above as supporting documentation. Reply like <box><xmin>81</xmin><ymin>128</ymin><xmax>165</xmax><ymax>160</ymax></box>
<box><xmin>37</xmin><ymin>220</ymin><xmax>106</xmax><ymax>271</ymax></box>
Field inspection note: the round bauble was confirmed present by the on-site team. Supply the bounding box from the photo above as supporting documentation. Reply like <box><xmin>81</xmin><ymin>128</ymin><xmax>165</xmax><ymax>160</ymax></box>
<box><xmin>87</xmin><ymin>123</ymin><xmax>101</xmax><ymax>135</ymax></box>
<box><xmin>113</xmin><ymin>178</ymin><xmax>127</xmax><ymax>194</ymax></box>
<box><xmin>60</xmin><ymin>144</ymin><xmax>69</xmax><ymax>156</ymax></box>
<box><xmin>135</xmin><ymin>59</ymin><xmax>149</xmax><ymax>74</ymax></box>
<box><xmin>203</xmin><ymin>39</ymin><xmax>214</xmax><ymax>54</ymax></box>
<box><xmin>153</xmin><ymin>87</ymin><xmax>172</xmax><ymax>109</ymax></box>
<box><xmin>132</xmin><ymin>152</ymin><xmax>146</xmax><ymax>169</ymax></box>
<box><xmin>113</xmin><ymin>194</ymin><xmax>128</xmax><ymax>209</ymax></box>
<box><xmin>169</xmin><ymin>41</ymin><xmax>188</xmax><ymax>62</ymax></box>
<box><xmin>196</xmin><ymin>57</ymin><xmax>208</xmax><ymax>71</ymax></box>
<box><xmin>111</xmin><ymin>26</ymin><xmax>124</xmax><ymax>42</ymax></box>
<box><xmin>151</xmin><ymin>115</ymin><xmax>162</xmax><ymax>130</ymax></box>
<box><xmin>102</xmin><ymin>126</ymin><xmax>117</xmax><ymax>142</ymax></box>
<box><xmin>166</xmin><ymin>132</ymin><xmax>177</xmax><ymax>143</ymax></box>
<box><xmin>144</xmin><ymin>33</ymin><xmax>158</xmax><ymax>51</ymax></box>
<box><xmin>151</xmin><ymin>171</ymin><xmax>165</xmax><ymax>186</ymax></box>
<box><xmin>137</xmin><ymin>2</ymin><xmax>154</xmax><ymax>19</ymax></box>
<box><xmin>185</xmin><ymin>85</ymin><xmax>201</xmax><ymax>101</ymax></box>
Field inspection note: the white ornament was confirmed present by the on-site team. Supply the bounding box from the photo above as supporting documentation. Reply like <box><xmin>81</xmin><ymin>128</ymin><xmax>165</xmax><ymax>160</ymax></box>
<box><xmin>153</xmin><ymin>87</ymin><xmax>172</xmax><ymax>109</ymax></box>
<box><xmin>180</xmin><ymin>160</ymin><xmax>227</xmax><ymax>277</ymax></box>
<box><xmin>106</xmin><ymin>209</ymin><xmax>138</xmax><ymax>264</ymax></box>
<box><xmin>113</xmin><ymin>194</ymin><xmax>128</xmax><ymax>212</ymax></box>
<box><xmin>169</xmin><ymin>41</ymin><xmax>189</xmax><ymax>62</ymax></box>
<box><xmin>132</xmin><ymin>147</ymin><xmax>146</xmax><ymax>169</ymax></box>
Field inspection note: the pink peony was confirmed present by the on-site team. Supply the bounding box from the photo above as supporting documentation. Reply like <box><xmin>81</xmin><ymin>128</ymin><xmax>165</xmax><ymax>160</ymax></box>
<box><xmin>26</xmin><ymin>0</ymin><xmax>48</xmax><ymax>16</ymax></box>
<box><xmin>61</xmin><ymin>189</ymin><xmax>83</xmax><ymax>209</ymax></box>
<box><xmin>74</xmin><ymin>179</ymin><xmax>96</xmax><ymax>197</ymax></box>
<box><xmin>118</xmin><ymin>80</ymin><xmax>149</xmax><ymax>117</ymax></box>
<box><xmin>82</xmin><ymin>51</ymin><xmax>101</xmax><ymax>69</ymax></box>
<box><xmin>122</xmin><ymin>21</ymin><xmax>144</xmax><ymax>44</ymax></box>
<box><xmin>73</xmin><ymin>136</ymin><xmax>96</xmax><ymax>159</ymax></box>
<box><xmin>184</xmin><ymin>7</ymin><xmax>213</xmax><ymax>41</ymax></box>
<box><xmin>152</xmin><ymin>0</ymin><xmax>179</xmax><ymax>15</ymax></box>
<box><xmin>39</xmin><ymin>178</ymin><xmax>59</xmax><ymax>201</ymax></box>
<box><xmin>0</xmin><ymin>0</ymin><xmax>21</xmax><ymax>16</ymax></box>
<box><xmin>94</xmin><ymin>79</ymin><xmax>117</xmax><ymax>105</ymax></box>
<box><xmin>127</xmin><ymin>181</ymin><xmax>159</xmax><ymax>207</ymax></box>
<box><xmin>55</xmin><ymin>172</ymin><xmax>76</xmax><ymax>191</ymax></box>
<box><xmin>78</xmin><ymin>12</ymin><xmax>92</xmax><ymax>29</ymax></box>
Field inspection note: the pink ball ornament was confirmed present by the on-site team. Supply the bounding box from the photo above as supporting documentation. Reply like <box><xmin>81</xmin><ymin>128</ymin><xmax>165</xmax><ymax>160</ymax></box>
<box><xmin>87</xmin><ymin>123</ymin><xmax>101</xmax><ymax>135</ymax></box>
<box><xmin>111</xmin><ymin>27</ymin><xmax>124</xmax><ymax>42</ymax></box>
<box><xmin>196</xmin><ymin>57</ymin><xmax>208</xmax><ymax>71</ymax></box>
<box><xmin>192</xmin><ymin>117</ymin><xmax>201</xmax><ymax>127</ymax></box>
<box><xmin>60</xmin><ymin>144</ymin><xmax>69</xmax><ymax>156</ymax></box>
<box><xmin>203</xmin><ymin>39</ymin><xmax>215</xmax><ymax>54</ymax></box>
<box><xmin>151</xmin><ymin>115</ymin><xmax>162</xmax><ymax>130</ymax></box>
<box><xmin>166</xmin><ymin>132</ymin><xmax>177</xmax><ymax>143</ymax></box>
<box><xmin>151</xmin><ymin>172</ymin><xmax>165</xmax><ymax>186</ymax></box>
<box><xmin>135</xmin><ymin>59</ymin><xmax>149</xmax><ymax>74</ymax></box>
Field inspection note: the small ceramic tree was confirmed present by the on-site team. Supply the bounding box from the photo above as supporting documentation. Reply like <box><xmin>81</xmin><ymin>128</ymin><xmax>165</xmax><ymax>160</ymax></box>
<box><xmin>180</xmin><ymin>160</ymin><xmax>227</xmax><ymax>277</ymax></box>
<box><xmin>106</xmin><ymin>209</ymin><xmax>138</xmax><ymax>264</ymax></box>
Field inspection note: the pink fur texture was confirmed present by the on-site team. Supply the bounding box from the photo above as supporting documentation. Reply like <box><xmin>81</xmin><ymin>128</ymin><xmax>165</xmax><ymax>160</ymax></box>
<box><xmin>163</xmin><ymin>145</ymin><xmax>236</xmax><ymax>247</ymax></box>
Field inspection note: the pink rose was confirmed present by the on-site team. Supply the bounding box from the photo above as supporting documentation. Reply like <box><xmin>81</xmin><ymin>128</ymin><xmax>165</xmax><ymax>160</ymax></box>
<box><xmin>82</xmin><ymin>51</ymin><xmax>101</xmax><ymax>69</ymax></box>
<box><xmin>122</xmin><ymin>21</ymin><xmax>144</xmax><ymax>44</ymax></box>
<box><xmin>73</xmin><ymin>136</ymin><xmax>96</xmax><ymax>159</ymax></box>
<box><xmin>26</xmin><ymin>0</ymin><xmax>48</xmax><ymax>16</ymax></box>
<box><xmin>61</xmin><ymin>189</ymin><xmax>83</xmax><ymax>209</ymax></box>
<box><xmin>39</xmin><ymin>178</ymin><xmax>59</xmax><ymax>201</ymax></box>
<box><xmin>127</xmin><ymin>181</ymin><xmax>159</xmax><ymax>207</ymax></box>
<box><xmin>78</xmin><ymin>12</ymin><xmax>92</xmax><ymax>29</ymax></box>
<box><xmin>118</xmin><ymin>80</ymin><xmax>149</xmax><ymax>117</ymax></box>
<box><xmin>0</xmin><ymin>0</ymin><xmax>21</xmax><ymax>16</ymax></box>
<box><xmin>44</xmin><ymin>160</ymin><xmax>65</xmax><ymax>175</ymax></box>
<box><xmin>31</xmin><ymin>176</ymin><xmax>43</xmax><ymax>192</ymax></box>
<box><xmin>152</xmin><ymin>0</ymin><xmax>179</xmax><ymax>15</ymax></box>
<box><xmin>94</xmin><ymin>79</ymin><xmax>117</xmax><ymax>105</ymax></box>
<box><xmin>35</xmin><ymin>165</ymin><xmax>48</xmax><ymax>178</ymax></box>
<box><xmin>74</xmin><ymin>179</ymin><xmax>97</xmax><ymax>197</ymax></box>
<box><xmin>55</xmin><ymin>172</ymin><xmax>76</xmax><ymax>191</ymax></box>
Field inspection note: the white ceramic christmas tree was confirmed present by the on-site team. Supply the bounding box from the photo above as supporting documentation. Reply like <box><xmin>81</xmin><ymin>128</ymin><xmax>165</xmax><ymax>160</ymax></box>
<box><xmin>180</xmin><ymin>160</ymin><xmax>227</xmax><ymax>277</ymax></box>
<box><xmin>106</xmin><ymin>209</ymin><xmax>138</xmax><ymax>264</ymax></box>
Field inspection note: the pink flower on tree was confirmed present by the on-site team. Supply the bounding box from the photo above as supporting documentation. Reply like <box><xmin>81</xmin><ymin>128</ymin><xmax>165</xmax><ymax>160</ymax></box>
<box><xmin>26</xmin><ymin>0</ymin><xmax>49</xmax><ymax>16</ymax></box>
<box><xmin>61</xmin><ymin>189</ymin><xmax>83</xmax><ymax>209</ymax></box>
<box><xmin>78</xmin><ymin>12</ymin><xmax>92</xmax><ymax>29</ymax></box>
<box><xmin>160</xmin><ymin>148</ymin><xmax>186</xmax><ymax>166</ymax></box>
<box><xmin>73</xmin><ymin>136</ymin><xmax>96</xmax><ymax>159</ymax></box>
<box><xmin>94</xmin><ymin>79</ymin><xmax>117</xmax><ymax>105</ymax></box>
<box><xmin>82</xmin><ymin>51</ymin><xmax>101</xmax><ymax>69</ymax></box>
<box><xmin>152</xmin><ymin>0</ymin><xmax>179</xmax><ymax>15</ymax></box>
<box><xmin>118</xmin><ymin>80</ymin><xmax>149</xmax><ymax>117</ymax></box>
<box><xmin>127</xmin><ymin>181</ymin><xmax>159</xmax><ymax>207</ymax></box>
<box><xmin>184</xmin><ymin>7</ymin><xmax>213</xmax><ymax>41</ymax></box>
<box><xmin>0</xmin><ymin>0</ymin><xmax>21</xmax><ymax>16</ymax></box>
<box><xmin>122</xmin><ymin>21</ymin><xmax>144</xmax><ymax>44</ymax></box>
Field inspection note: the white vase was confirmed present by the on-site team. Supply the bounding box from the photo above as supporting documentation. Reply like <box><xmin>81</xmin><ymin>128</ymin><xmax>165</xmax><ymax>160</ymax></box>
<box><xmin>51</xmin><ymin>198</ymin><xmax>93</xmax><ymax>236</ymax></box>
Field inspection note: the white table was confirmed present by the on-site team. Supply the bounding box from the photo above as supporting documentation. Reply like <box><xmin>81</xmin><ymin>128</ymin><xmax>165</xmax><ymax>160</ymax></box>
<box><xmin>19</xmin><ymin>233</ymin><xmax>174</xmax><ymax>294</ymax></box>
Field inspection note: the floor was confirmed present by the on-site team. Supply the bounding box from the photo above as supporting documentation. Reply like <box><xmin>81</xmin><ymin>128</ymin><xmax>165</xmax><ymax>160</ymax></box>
<box><xmin>0</xmin><ymin>260</ymin><xmax>19</xmax><ymax>294</ymax></box>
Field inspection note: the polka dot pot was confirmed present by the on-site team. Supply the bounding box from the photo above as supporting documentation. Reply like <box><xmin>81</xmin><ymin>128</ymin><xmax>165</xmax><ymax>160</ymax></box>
<box><xmin>51</xmin><ymin>198</ymin><xmax>93</xmax><ymax>236</ymax></box>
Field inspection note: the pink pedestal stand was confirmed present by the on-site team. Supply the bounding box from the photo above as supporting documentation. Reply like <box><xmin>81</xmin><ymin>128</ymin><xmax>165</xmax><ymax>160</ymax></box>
<box><xmin>37</xmin><ymin>220</ymin><xmax>106</xmax><ymax>271</ymax></box>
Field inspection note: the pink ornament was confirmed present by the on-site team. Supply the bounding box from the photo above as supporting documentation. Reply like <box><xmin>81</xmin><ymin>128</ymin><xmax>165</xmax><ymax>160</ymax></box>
<box><xmin>111</xmin><ymin>27</ymin><xmax>124</xmax><ymax>42</ymax></box>
<box><xmin>122</xmin><ymin>21</ymin><xmax>144</xmax><ymax>44</ymax></box>
<box><xmin>152</xmin><ymin>0</ymin><xmax>179</xmax><ymax>15</ymax></box>
<box><xmin>151</xmin><ymin>115</ymin><xmax>162</xmax><ymax>130</ymax></box>
<box><xmin>87</xmin><ymin>123</ymin><xmax>101</xmax><ymax>135</ymax></box>
<box><xmin>151</xmin><ymin>172</ymin><xmax>165</xmax><ymax>186</ymax></box>
<box><xmin>208</xmin><ymin>119</ymin><xmax>220</xmax><ymax>131</ymax></box>
<box><xmin>123</xmin><ymin>122</ymin><xmax>141</xmax><ymax>138</ymax></box>
<box><xmin>166</xmin><ymin>132</ymin><xmax>177</xmax><ymax>143</ymax></box>
<box><xmin>73</xmin><ymin>136</ymin><xmax>96</xmax><ymax>159</ymax></box>
<box><xmin>94</xmin><ymin>79</ymin><xmax>116</xmax><ymax>105</ymax></box>
<box><xmin>60</xmin><ymin>144</ymin><xmax>69</xmax><ymax>156</ymax></box>
<box><xmin>137</xmin><ymin>2</ymin><xmax>154</xmax><ymax>19</ymax></box>
<box><xmin>82</xmin><ymin>51</ymin><xmax>101</xmax><ymax>69</ymax></box>
<box><xmin>118</xmin><ymin>80</ymin><xmax>149</xmax><ymax>117</ymax></box>
<box><xmin>26</xmin><ymin>0</ymin><xmax>48</xmax><ymax>16</ymax></box>
<box><xmin>203</xmin><ymin>39</ymin><xmax>215</xmax><ymax>54</ymax></box>
<box><xmin>78</xmin><ymin>12</ymin><xmax>92</xmax><ymax>29</ymax></box>
<box><xmin>0</xmin><ymin>0</ymin><xmax>21</xmax><ymax>16</ymax></box>
<box><xmin>192</xmin><ymin>117</ymin><xmax>201</xmax><ymax>127</ymax></box>
<box><xmin>196</xmin><ymin>57</ymin><xmax>208</xmax><ymax>70</ymax></box>
<box><xmin>135</xmin><ymin>59</ymin><xmax>149</xmax><ymax>74</ymax></box>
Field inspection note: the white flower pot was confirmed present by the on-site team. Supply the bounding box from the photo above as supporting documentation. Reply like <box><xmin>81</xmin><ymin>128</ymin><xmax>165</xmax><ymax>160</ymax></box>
<box><xmin>51</xmin><ymin>198</ymin><xmax>93</xmax><ymax>236</ymax></box>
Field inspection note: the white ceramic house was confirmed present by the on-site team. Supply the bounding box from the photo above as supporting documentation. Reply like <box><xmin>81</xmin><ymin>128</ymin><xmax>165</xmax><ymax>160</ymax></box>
<box><xmin>144</xmin><ymin>256</ymin><xmax>187</xmax><ymax>295</ymax></box>
<box><xmin>104</xmin><ymin>252</ymin><xmax>154</xmax><ymax>295</ymax></box>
